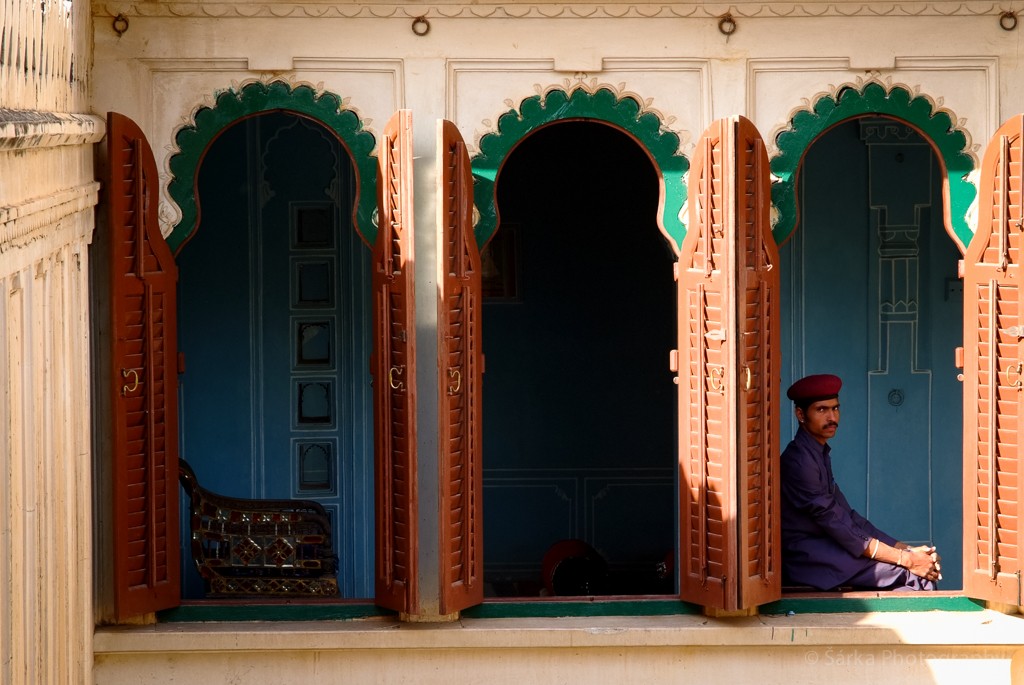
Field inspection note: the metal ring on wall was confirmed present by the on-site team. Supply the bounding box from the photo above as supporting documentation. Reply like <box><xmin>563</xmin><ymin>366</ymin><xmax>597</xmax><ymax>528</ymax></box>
<box><xmin>718</xmin><ymin>13</ymin><xmax>737</xmax><ymax>36</ymax></box>
<box><xmin>112</xmin><ymin>13</ymin><xmax>129</xmax><ymax>36</ymax></box>
<box><xmin>1001</xmin><ymin>10</ymin><xmax>1018</xmax><ymax>31</ymax></box>
<box><xmin>412</xmin><ymin>16</ymin><xmax>431</xmax><ymax>36</ymax></box>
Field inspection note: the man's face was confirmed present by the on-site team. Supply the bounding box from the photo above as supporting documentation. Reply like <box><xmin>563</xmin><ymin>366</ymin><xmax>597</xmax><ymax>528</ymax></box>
<box><xmin>795</xmin><ymin>398</ymin><xmax>840</xmax><ymax>445</ymax></box>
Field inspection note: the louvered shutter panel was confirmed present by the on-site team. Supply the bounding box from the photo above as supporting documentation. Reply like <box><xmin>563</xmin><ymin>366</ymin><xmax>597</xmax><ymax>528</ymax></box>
<box><xmin>733</xmin><ymin>116</ymin><xmax>781</xmax><ymax>609</ymax></box>
<box><xmin>678</xmin><ymin>116</ymin><xmax>779</xmax><ymax>611</ymax></box>
<box><xmin>437</xmin><ymin>120</ymin><xmax>484</xmax><ymax>614</ymax></box>
<box><xmin>679</xmin><ymin>118</ymin><xmax>736</xmax><ymax>609</ymax></box>
<box><xmin>962</xmin><ymin>115</ymin><xmax>1024</xmax><ymax>605</ymax></box>
<box><xmin>373</xmin><ymin>110</ymin><xmax>419</xmax><ymax>613</ymax></box>
<box><xmin>107</xmin><ymin>112</ymin><xmax>182</xmax><ymax>620</ymax></box>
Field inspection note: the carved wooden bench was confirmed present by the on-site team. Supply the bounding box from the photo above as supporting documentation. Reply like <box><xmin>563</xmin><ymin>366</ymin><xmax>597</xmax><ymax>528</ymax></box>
<box><xmin>178</xmin><ymin>459</ymin><xmax>339</xmax><ymax>597</ymax></box>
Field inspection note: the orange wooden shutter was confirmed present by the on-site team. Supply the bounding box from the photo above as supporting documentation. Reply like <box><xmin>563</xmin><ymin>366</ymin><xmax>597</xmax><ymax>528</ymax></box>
<box><xmin>733</xmin><ymin>116</ymin><xmax>781</xmax><ymax>609</ymax></box>
<box><xmin>437</xmin><ymin>120</ymin><xmax>484</xmax><ymax>614</ymax></box>
<box><xmin>373</xmin><ymin>110</ymin><xmax>419</xmax><ymax>613</ymax></box>
<box><xmin>107</xmin><ymin>112</ymin><xmax>182</xmax><ymax>620</ymax></box>
<box><xmin>962</xmin><ymin>115</ymin><xmax>1024</xmax><ymax>605</ymax></box>
<box><xmin>679</xmin><ymin>118</ymin><xmax>734</xmax><ymax>609</ymax></box>
<box><xmin>678</xmin><ymin>116</ymin><xmax>780</xmax><ymax>611</ymax></box>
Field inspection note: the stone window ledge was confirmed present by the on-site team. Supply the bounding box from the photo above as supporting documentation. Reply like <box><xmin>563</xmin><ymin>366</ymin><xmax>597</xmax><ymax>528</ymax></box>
<box><xmin>94</xmin><ymin>609</ymin><xmax>1024</xmax><ymax>654</ymax></box>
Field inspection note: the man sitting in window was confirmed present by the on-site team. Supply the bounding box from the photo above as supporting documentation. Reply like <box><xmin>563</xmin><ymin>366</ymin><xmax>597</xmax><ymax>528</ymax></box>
<box><xmin>781</xmin><ymin>374</ymin><xmax>940</xmax><ymax>591</ymax></box>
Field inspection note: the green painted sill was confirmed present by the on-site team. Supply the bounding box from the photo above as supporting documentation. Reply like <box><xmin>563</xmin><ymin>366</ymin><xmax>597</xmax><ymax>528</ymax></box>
<box><xmin>158</xmin><ymin>594</ymin><xmax>983</xmax><ymax>623</ymax></box>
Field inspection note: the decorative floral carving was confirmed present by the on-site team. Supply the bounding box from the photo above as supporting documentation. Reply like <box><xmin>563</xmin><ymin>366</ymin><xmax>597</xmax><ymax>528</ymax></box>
<box><xmin>471</xmin><ymin>80</ymin><xmax>689</xmax><ymax>250</ymax></box>
<box><xmin>769</xmin><ymin>76</ymin><xmax>977</xmax><ymax>249</ymax></box>
<box><xmin>163</xmin><ymin>78</ymin><xmax>377</xmax><ymax>252</ymax></box>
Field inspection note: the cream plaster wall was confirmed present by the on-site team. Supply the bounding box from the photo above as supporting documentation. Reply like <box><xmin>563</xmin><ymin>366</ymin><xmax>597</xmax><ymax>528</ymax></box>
<box><xmin>0</xmin><ymin>200</ymin><xmax>100</xmax><ymax>676</ymax></box>
<box><xmin>0</xmin><ymin>146</ymin><xmax>100</xmax><ymax>685</ymax></box>
<box><xmin>1</xmin><ymin>223</ymin><xmax>96</xmax><ymax>685</ymax></box>
<box><xmin>2</xmin><ymin>0</ymin><xmax>99</xmax><ymax>683</ymax></box>
<box><xmin>90</xmin><ymin>5</ymin><xmax>1024</xmax><ymax>242</ymax></box>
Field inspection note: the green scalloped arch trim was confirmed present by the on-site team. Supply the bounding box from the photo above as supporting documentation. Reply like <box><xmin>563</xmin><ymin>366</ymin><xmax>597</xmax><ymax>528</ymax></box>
<box><xmin>471</xmin><ymin>87</ymin><xmax>689</xmax><ymax>250</ymax></box>
<box><xmin>771</xmin><ymin>82</ymin><xmax>976</xmax><ymax>250</ymax></box>
<box><xmin>167</xmin><ymin>80</ymin><xmax>378</xmax><ymax>254</ymax></box>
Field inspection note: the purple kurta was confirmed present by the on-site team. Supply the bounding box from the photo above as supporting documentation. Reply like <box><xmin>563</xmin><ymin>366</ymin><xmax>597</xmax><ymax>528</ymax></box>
<box><xmin>781</xmin><ymin>428</ymin><xmax>916</xmax><ymax>590</ymax></box>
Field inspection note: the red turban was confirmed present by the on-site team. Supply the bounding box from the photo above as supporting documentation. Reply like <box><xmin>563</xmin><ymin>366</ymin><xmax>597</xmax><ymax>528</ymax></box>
<box><xmin>786</xmin><ymin>374</ymin><xmax>842</xmax><ymax>404</ymax></box>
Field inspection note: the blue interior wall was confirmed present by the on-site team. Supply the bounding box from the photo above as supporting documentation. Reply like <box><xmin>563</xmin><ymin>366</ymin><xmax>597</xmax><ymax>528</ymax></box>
<box><xmin>779</xmin><ymin>117</ymin><xmax>964</xmax><ymax>589</ymax></box>
<box><xmin>177</xmin><ymin>117</ymin><xmax>256</xmax><ymax>497</ymax></box>
<box><xmin>176</xmin><ymin>113</ymin><xmax>374</xmax><ymax>599</ymax></box>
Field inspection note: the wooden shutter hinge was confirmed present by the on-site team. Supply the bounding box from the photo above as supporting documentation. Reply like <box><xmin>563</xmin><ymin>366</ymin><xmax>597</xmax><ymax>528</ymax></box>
<box><xmin>705</xmin><ymin>328</ymin><xmax>726</xmax><ymax>342</ymax></box>
<box><xmin>177</xmin><ymin>352</ymin><xmax>186</xmax><ymax>374</ymax></box>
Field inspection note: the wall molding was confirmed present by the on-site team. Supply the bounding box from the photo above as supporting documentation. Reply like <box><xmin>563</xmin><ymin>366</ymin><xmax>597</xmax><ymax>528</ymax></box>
<box><xmin>94</xmin><ymin>2</ymin><xmax>1023</xmax><ymax>20</ymax></box>
<box><xmin>483</xmin><ymin>467</ymin><xmax>674</xmax><ymax>575</ymax></box>
<box><xmin>0</xmin><ymin>183</ymin><xmax>100</xmax><ymax>263</ymax></box>
<box><xmin>0</xmin><ymin>110</ymin><xmax>105</xmax><ymax>151</ymax></box>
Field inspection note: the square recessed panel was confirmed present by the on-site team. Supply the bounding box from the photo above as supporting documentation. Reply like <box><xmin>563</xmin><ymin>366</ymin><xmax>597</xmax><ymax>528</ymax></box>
<box><xmin>295</xmin><ymin>379</ymin><xmax>335</xmax><ymax>428</ymax></box>
<box><xmin>294</xmin><ymin>317</ymin><xmax>334</xmax><ymax>369</ymax></box>
<box><xmin>295</xmin><ymin>440</ymin><xmax>335</xmax><ymax>494</ymax></box>
<box><xmin>482</xmin><ymin>477</ymin><xmax>577</xmax><ymax>569</ymax></box>
<box><xmin>292</xmin><ymin>203</ymin><xmax>335</xmax><ymax>250</ymax></box>
<box><xmin>291</xmin><ymin>257</ymin><xmax>335</xmax><ymax>308</ymax></box>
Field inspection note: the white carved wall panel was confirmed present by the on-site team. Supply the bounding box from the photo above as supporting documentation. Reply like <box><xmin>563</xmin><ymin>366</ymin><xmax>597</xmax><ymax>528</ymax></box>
<box><xmin>748</xmin><ymin>57</ymin><xmax>998</xmax><ymax>158</ymax></box>
<box><xmin>99</xmin><ymin>59</ymin><xmax>403</xmax><ymax>237</ymax></box>
<box><xmin>447</xmin><ymin>58</ymin><xmax>710</xmax><ymax>155</ymax></box>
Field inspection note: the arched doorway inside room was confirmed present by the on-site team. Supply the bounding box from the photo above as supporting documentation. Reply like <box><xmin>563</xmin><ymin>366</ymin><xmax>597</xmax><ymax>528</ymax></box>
<box><xmin>481</xmin><ymin>121</ymin><xmax>678</xmax><ymax>597</ymax></box>
<box><xmin>175</xmin><ymin>111</ymin><xmax>375</xmax><ymax>599</ymax></box>
<box><xmin>779</xmin><ymin>116</ymin><xmax>964</xmax><ymax>589</ymax></box>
